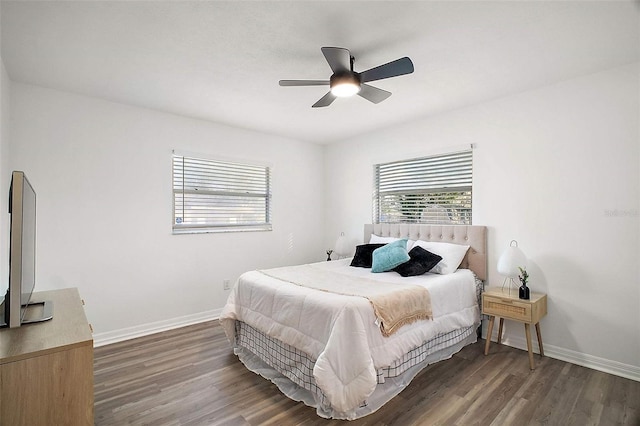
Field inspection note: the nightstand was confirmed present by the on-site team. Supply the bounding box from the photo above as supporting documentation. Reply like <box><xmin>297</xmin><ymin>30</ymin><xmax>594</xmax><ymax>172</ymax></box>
<box><xmin>482</xmin><ymin>288</ymin><xmax>547</xmax><ymax>369</ymax></box>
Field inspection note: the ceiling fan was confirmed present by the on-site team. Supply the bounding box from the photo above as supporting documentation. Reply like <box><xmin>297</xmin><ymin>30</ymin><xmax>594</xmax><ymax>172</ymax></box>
<box><xmin>279</xmin><ymin>47</ymin><xmax>414</xmax><ymax>108</ymax></box>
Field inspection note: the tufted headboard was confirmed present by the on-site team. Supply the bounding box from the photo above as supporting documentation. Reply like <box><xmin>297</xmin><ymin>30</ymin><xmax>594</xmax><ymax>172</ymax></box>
<box><xmin>364</xmin><ymin>224</ymin><xmax>488</xmax><ymax>281</ymax></box>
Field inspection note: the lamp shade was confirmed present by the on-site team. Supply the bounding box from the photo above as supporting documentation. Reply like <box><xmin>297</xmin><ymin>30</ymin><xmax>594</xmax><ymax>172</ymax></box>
<box><xmin>497</xmin><ymin>240</ymin><xmax>527</xmax><ymax>278</ymax></box>
<box><xmin>334</xmin><ymin>232</ymin><xmax>351</xmax><ymax>257</ymax></box>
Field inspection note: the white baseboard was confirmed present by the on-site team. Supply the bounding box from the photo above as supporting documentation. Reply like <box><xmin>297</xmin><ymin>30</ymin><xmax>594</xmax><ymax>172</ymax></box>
<box><xmin>484</xmin><ymin>328</ymin><xmax>640</xmax><ymax>382</ymax></box>
<box><xmin>93</xmin><ymin>308</ymin><xmax>222</xmax><ymax>347</ymax></box>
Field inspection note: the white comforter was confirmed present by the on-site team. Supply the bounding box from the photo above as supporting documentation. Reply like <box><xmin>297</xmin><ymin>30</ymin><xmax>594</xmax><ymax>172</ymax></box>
<box><xmin>219</xmin><ymin>259</ymin><xmax>479</xmax><ymax>416</ymax></box>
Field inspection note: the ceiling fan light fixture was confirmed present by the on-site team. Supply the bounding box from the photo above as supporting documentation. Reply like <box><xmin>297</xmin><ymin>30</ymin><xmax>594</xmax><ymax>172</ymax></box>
<box><xmin>330</xmin><ymin>73</ymin><xmax>361</xmax><ymax>97</ymax></box>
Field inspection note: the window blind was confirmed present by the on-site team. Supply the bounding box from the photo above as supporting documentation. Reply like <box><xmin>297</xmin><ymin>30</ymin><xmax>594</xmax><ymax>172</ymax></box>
<box><xmin>373</xmin><ymin>150</ymin><xmax>472</xmax><ymax>225</ymax></box>
<box><xmin>173</xmin><ymin>154</ymin><xmax>272</xmax><ymax>233</ymax></box>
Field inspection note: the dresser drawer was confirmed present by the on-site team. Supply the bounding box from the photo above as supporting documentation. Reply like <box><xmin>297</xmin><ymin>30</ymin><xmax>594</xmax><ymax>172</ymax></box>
<box><xmin>482</xmin><ymin>294</ymin><xmax>532</xmax><ymax>322</ymax></box>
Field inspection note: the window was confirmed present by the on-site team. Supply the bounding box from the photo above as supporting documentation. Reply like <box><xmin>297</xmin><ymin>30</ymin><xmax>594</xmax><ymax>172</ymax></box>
<box><xmin>373</xmin><ymin>149</ymin><xmax>472</xmax><ymax>225</ymax></box>
<box><xmin>172</xmin><ymin>153</ymin><xmax>272</xmax><ymax>233</ymax></box>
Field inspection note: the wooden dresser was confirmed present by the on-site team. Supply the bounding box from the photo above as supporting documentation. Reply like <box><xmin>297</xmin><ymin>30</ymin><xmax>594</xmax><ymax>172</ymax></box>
<box><xmin>0</xmin><ymin>288</ymin><xmax>93</xmax><ymax>426</ymax></box>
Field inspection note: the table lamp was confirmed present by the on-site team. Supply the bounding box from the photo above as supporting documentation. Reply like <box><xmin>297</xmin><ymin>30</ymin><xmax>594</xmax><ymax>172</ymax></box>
<box><xmin>497</xmin><ymin>240</ymin><xmax>527</xmax><ymax>295</ymax></box>
<box><xmin>333</xmin><ymin>232</ymin><xmax>351</xmax><ymax>260</ymax></box>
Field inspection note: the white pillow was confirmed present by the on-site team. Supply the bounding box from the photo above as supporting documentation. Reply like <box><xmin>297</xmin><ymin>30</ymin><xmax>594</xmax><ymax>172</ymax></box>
<box><xmin>412</xmin><ymin>241</ymin><xmax>470</xmax><ymax>274</ymax></box>
<box><xmin>369</xmin><ymin>234</ymin><xmax>415</xmax><ymax>251</ymax></box>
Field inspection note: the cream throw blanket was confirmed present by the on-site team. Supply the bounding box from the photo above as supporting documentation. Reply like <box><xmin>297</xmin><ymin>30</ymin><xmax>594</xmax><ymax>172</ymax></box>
<box><xmin>259</xmin><ymin>264</ymin><xmax>432</xmax><ymax>336</ymax></box>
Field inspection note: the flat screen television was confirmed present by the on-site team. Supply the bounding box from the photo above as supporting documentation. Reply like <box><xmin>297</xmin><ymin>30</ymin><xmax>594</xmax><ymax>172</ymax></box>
<box><xmin>0</xmin><ymin>171</ymin><xmax>52</xmax><ymax>328</ymax></box>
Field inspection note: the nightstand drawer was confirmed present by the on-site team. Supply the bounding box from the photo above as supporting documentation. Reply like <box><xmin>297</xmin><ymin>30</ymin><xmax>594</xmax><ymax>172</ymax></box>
<box><xmin>482</xmin><ymin>295</ymin><xmax>531</xmax><ymax>322</ymax></box>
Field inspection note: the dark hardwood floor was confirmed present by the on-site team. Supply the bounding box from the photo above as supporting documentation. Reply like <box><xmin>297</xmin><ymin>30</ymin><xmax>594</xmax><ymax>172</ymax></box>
<box><xmin>94</xmin><ymin>321</ymin><xmax>639</xmax><ymax>425</ymax></box>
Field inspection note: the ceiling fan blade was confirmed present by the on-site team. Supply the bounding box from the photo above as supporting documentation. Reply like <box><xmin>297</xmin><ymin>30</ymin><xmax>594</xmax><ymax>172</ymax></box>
<box><xmin>279</xmin><ymin>80</ymin><xmax>329</xmax><ymax>86</ymax></box>
<box><xmin>321</xmin><ymin>47</ymin><xmax>351</xmax><ymax>73</ymax></box>
<box><xmin>358</xmin><ymin>84</ymin><xmax>392</xmax><ymax>104</ymax></box>
<box><xmin>312</xmin><ymin>92</ymin><xmax>337</xmax><ymax>108</ymax></box>
<box><xmin>359</xmin><ymin>57</ymin><xmax>414</xmax><ymax>83</ymax></box>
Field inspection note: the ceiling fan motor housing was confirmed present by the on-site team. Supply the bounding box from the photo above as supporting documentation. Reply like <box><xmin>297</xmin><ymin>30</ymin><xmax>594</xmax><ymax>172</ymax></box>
<box><xmin>330</xmin><ymin>72</ymin><xmax>362</xmax><ymax>97</ymax></box>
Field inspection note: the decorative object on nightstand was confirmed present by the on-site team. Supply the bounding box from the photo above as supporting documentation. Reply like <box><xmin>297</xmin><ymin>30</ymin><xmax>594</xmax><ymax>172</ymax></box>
<box><xmin>497</xmin><ymin>240</ymin><xmax>527</xmax><ymax>296</ymax></box>
<box><xmin>518</xmin><ymin>267</ymin><xmax>530</xmax><ymax>300</ymax></box>
<box><xmin>326</xmin><ymin>249</ymin><xmax>333</xmax><ymax>261</ymax></box>
<box><xmin>482</xmin><ymin>288</ymin><xmax>547</xmax><ymax>369</ymax></box>
<box><xmin>333</xmin><ymin>232</ymin><xmax>351</xmax><ymax>259</ymax></box>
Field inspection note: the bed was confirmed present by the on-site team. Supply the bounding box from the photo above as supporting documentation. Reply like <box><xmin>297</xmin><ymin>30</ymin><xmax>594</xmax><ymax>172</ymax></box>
<box><xmin>220</xmin><ymin>223</ymin><xmax>487</xmax><ymax>420</ymax></box>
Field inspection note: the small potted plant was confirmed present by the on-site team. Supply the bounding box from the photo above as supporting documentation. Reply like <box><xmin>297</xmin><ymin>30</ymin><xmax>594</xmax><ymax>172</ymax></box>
<box><xmin>326</xmin><ymin>249</ymin><xmax>333</xmax><ymax>261</ymax></box>
<box><xmin>518</xmin><ymin>267</ymin><xmax>530</xmax><ymax>300</ymax></box>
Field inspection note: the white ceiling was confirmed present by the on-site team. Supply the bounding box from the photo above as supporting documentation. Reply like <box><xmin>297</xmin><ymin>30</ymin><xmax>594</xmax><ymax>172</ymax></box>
<box><xmin>2</xmin><ymin>1</ymin><xmax>639</xmax><ymax>144</ymax></box>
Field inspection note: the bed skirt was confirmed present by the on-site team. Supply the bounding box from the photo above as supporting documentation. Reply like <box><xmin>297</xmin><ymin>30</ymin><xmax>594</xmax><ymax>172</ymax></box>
<box><xmin>233</xmin><ymin>320</ymin><xmax>480</xmax><ymax>419</ymax></box>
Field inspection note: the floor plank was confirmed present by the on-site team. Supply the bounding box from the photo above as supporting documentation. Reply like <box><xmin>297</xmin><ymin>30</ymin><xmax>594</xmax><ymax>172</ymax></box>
<box><xmin>94</xmin><ymin>321</ymin><xmax>640</xmax><ymax>425</ymax></box>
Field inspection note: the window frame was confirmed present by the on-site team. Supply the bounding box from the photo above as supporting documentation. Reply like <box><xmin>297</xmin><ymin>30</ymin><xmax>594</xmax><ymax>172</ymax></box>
<box><xmin>373</xmin><ymin>149</ymin><xmax>473</xmax><ymax>225</ymax></box>
<box><xmin>172</xmin><ymin>151</ymin><xmax>272</xmax><ymax>234</ymax></box>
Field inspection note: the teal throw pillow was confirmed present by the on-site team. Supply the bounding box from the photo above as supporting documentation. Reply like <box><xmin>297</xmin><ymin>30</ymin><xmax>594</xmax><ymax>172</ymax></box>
<box><xmin>371</xmin><ymin>239</ymin><xmax>410</xmax><ymax>273</ymax></box>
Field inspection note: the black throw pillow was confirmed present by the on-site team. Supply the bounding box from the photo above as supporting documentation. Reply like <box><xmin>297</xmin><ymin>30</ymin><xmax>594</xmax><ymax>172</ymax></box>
<box><xmin>350</xmin><ymin>243</ymin><xmax>386</xmax><ymax>268</ymax></box>
<box><xmin>393</xmin><ymin>246</ymin><xmax>443</xmax><ymax>277</ymax></box>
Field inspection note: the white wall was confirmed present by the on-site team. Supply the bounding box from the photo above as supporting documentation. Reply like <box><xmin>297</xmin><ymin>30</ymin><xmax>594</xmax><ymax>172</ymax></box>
<box><xmin>0</xmin><ymin>59</ymin><xmax>9</xmax><ymax>295</ymax></box>
<box><xmin>0</xmin><ymin>5</ymin><xmax>10</xmax><ymax>295</ymax></box>
<box><xmin>325</xmin><ymin>63</ymin><xmax>640</xmax><ymax>377</ymax></box>
<box><xmin>9</xmin><ymin>83</ymin><xmax>325</xmax><ymax>341</ymax></box>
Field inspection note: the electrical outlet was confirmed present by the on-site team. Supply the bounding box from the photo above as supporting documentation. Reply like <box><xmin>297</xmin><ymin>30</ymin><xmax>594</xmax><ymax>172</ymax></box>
<box><xmin>223</xmin><ymin>279</ymin><xmax>231</xmax><ymax>291</ymax></box>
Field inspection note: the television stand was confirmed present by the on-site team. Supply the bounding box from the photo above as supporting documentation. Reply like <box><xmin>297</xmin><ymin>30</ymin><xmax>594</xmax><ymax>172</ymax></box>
<box><xmin>0</xmin><ymin>288</ymin><xmax>93</xmax><ymax>424</ymax></box>
<box><xmin>21</xmin><ymin>299</ymin><xmax>54</xmax><ymax>324</ymax></box>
